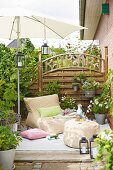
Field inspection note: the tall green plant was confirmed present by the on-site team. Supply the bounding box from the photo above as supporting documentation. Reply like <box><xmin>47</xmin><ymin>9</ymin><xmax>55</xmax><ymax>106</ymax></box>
<box><xmin>0</xmin><ymin>39</ymin><xmax>38</xmax><ymax>112</ymax></box>
<box><xmin>0</xmin><ymin>44</ymin><xmax>17</xmax><ymax>111</ymax></box>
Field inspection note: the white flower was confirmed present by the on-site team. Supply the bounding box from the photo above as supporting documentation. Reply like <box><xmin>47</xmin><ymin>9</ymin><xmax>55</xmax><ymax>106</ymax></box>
<box><xmin>88</xmin><ymin>105</ymin><xmax>91</xmax><ymax>108</ymax></box>
<box><xmin>105</xmin><ymin>105</ymin><xmax>109</xmax><ymax>109</ymax></box>
<box><xmin>95</xmin><ymin>99</ymin><xmax>99</xmax><ymax>105</ymax></box>
<box><xmin>106</xmin><ymin>134</ymin><xmax>113</xmax><ymax>140</ymax></box>
<box><xmin>90</xmin><ymin>100</ymin><xmax>93</xmax><ymax>103</ymax></box>
<box><xmin>100</xmin><ymin>131</ymin><xmax>113</xmax><ymax>140</ymax></box>
<box><xmin>100</xmin><ymin>131</ymin><xmax>106</xmax><ymax>139</ymax></box>
<box><xmin>99</xmin><ymin>104</ymin><xmax>103</xmax><ymax>107</ymax></box>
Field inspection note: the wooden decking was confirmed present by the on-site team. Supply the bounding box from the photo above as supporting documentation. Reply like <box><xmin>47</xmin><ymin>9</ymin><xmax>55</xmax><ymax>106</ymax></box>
<box><xmin>14</xmin><ymin>123</ymin><xmax>109</xmax><ymax>169</ymax></box>
<box><xmin>15</xmin><ymin>123</ymin><xmax>110</xmax><ymax>163</ymax></box>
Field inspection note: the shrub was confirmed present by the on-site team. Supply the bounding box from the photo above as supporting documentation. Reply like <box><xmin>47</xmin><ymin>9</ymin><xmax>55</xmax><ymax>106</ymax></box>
<box><xmin>0</xmin><ymin>126</ymin><xmax>22</xmax><ymax>151</ymax></box>
<box><xmin>60</xmin><ymin>95</ymin><xmax>77</xmax><ymax>110</ymax></box>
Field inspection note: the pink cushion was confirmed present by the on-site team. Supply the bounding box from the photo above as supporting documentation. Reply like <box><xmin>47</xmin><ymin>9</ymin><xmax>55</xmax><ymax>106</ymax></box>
<box><xmin>20</xmin><ymin>128</ymin><xmax>48</xmax><ymax>140</ymax></box>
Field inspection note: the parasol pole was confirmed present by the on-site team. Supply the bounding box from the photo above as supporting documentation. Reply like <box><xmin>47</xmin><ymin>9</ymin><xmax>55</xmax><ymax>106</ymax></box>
<box><xmin>16</xmin><ymin>16</ymin><xmax>21</xmax><ymax>130</ymax></box>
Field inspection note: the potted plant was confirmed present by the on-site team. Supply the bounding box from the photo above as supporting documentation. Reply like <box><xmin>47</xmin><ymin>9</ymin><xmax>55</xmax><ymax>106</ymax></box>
<box><xmin>72</xmin><ymin>75</ymin><xmax>81</xmax><ymax>91</ymax></box>
<box><xmin>0</xmin><ymin>110</ymin><xmax>19</xmax><ymax>131</ymax></box>
<box><xmin>60</xmin><ymin>95</ymin><xmax>77</xmax><ymax>111</ymax></box>
<box><xmin>82</xmin><ymin>78</ymin><xmax>99</xmax><ymax>97</ymax></box>
<box><xmin>0</xmin><ymin>126</ymin><xmax>22</xmax><ymax>170</ymax></box>
<box><xmin>78</xmin><ymin>72</ymin><xmax>86</xmax><ymax>84</ymax></box>
<box><xmin>87</xmin><ymin>96</ymin><xmax>110</xmax><ymax>124</ymax></box>
<box><xmin>100</xmin><ymin>69</ymin><xmax>113</xmax><ymax>129</ymax></box>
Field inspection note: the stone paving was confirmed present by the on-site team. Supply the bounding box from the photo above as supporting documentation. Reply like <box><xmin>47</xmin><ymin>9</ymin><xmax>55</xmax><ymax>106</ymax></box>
<box><xmin>15</xmin><ymin>162</ymin><xmax>104</xmax><ymax>170</ymax></box>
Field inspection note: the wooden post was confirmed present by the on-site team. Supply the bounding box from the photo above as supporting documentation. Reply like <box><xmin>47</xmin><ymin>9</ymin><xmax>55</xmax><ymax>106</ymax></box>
<box><xmin>104</xmin><ymin>46</ymin><xmax>108</xmax><ymax>80</ymax></box>
<box><xmin>38</xmin><ymin>51</ymin><xmax>43</xmax><ymax>92</ymax></box>
<box><xmin>99</xmin><ymin>54</ymin><xmax>102</xmax><ymax>72</ymax></box>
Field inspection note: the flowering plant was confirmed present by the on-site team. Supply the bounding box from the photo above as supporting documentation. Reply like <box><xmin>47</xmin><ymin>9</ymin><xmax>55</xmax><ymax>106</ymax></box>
<box><xmin>87</xmin><ymin>96</ymin><xmax>110</xmax><ymax>114</ymax></box>
<box><xmin>60</xmin><ymin>95</ymin><xmax>77</xmax><ymax>110</ymax></box>
<box><xmin>0</xmin><ymin>110</ymin><xmax>19</xmax><ymax>126</ymax></box>
<box><xmin>95</xmin><ymin>129</ymin><xmax>113</xmax><ymax>169</ymax></box>
<box><xmin>82</xmin><ymin>78</ymin><xmax>99</xmax><ymax>90</ymax></box>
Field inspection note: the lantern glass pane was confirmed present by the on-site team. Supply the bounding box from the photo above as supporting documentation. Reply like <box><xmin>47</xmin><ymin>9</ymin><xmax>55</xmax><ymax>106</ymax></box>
<box><xmin>41</xmin><ymin>43</ymin><xmax>49</xmax><ymax>55</ymax></box>
<box><xmin>16</xmin><ymin>52</ymin><xmax>25</xmax><ymax>68</ymax></box>
<box><xmin>81</xmin><ymin>143</ymin><xmax>88</xmax><ymax>154</ymax></box>
<box><xmin>91</xmin><ymin>147</ymin><xmax>98</xmax><ymax>158</ymax></box>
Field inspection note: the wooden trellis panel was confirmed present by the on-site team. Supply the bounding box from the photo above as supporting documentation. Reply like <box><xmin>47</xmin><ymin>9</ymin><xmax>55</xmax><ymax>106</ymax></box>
<box><xmin>30</xmin><ymin>51</ymin><xmax>108</xmax><ymax>110</ymax></box>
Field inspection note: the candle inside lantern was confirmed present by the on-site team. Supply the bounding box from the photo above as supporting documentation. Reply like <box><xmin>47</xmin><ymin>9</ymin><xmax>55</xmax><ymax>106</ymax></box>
<box><xmin>81</xmin><ymin>146</ymin><xmax>87</xmax><ymax>153</ymax></box>
<box><xmin>92</xmin><ymin>147</ymin><xmax>98</xmax><ymax>158</ymax></box>
<box><xmin>18</xmin><ymin>62</ymin><xmax>22</xmax><ymax>67</ymax></box>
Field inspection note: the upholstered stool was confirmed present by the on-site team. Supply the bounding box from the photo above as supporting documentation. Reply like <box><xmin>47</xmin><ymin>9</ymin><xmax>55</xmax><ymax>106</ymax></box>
<box><xmin>63</xmin><ymin>119</ymin><xmax>100</xmax><ymax>148</ymax></box>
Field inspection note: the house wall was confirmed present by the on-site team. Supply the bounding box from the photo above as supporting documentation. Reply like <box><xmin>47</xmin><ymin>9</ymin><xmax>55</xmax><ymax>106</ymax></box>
<box><xmin>94</xmin><ymin>0</ymin><xmax>113</xmax><ymax>69</ymax></box>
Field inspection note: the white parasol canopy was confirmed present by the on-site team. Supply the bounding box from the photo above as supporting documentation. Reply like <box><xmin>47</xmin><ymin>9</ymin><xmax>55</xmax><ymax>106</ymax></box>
<box><xmin>0</xmin><ymin>15</ymin><xmax>85</xmax><ymax>40</ymax></box>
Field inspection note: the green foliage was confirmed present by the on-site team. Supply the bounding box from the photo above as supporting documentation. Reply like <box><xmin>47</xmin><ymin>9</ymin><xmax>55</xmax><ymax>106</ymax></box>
<box><xmin>86</xmin><ymin>69</ymin><xmax>113</xmax><ymax>116</ymax></box>
<box><xmin>85</xmin><ymin>44</ymin><xmax>101</xmax><ymax>56</ymax></box>
<box><xmin>37</xmin><ymin>81</ymin><xmax>60</xmax><ymax>96</ymax></box>
<box><xmin>0</xmin><ymin>111</ymin><xmax>19</xmax><ymax>125</ymax></box>
<box><xmin>101</xmin><ymin>69</ymin><xmax>113</xmax><ymax>98</ymax></box>
<box><xmin>41</xmin><ymin>47</ymin><xmax>65</xmax><ymax>61</ymax></box>
<box><xmin>78</xmin><ymin>72</ymin><xmax>86</xmax><ymax>82</ymax></box>
<box><xmin>60</xmin><ymin>95</ymin><xmax>77</xmax><ymax>110</ymax></box>
<box><xmin>72</xmin><ymin>72</ymin><xmax>86</xmax><ymax>89</ymax></box>
<box><xmin>95</xmin><ymin>129</ymin><xmax>113</xmax><ymax>170</ymax></box>
<box><xmin>87</xmin><ymin>96</ymin><xmax>110</xmax><ymax>114</ymax></box>
<box><xmin>0</xmin><ymin>126</ymin><xmax>22</xmax><ymax>151</ymax></box>
<box><xmin>51</xmin><ymin>46</ymin><xmax>65</xmax><ymax>55</ymax></box>
<box><xmin>72</xmin><ymin>75</ymin><xmax>81</xmax><ymax>83</ymax></box>
<box><xmin>82</xmin><ymin>78</ymin><xmax>99</xmax><ymax>90</ymax></box>
<box><xmin>99</xmin><ymin>69</ymin><xmax>113</xmax><ymax>117</ymax></box>
<box><xmin>0</xmin><ymin>44</ymin><xmax>17</xmax><ymax>111</ymax></box>
<box><xmin>55</xmin><ymin>58</ymin><xmax>72</xmax><ymax>68</ymax></box>
<box><xmin>0</xmin><ymin>39</ymin><xmax>38</xmax><ymax>113</ymax></box>
<box><xmin>45</xmin><ymin>81</ymin><xmax>60</xmax><ymax>95</ymax></box>
<box><xmin>20</xmin><ymin>38</ymin><xmax>38</xmax><ymax>97</ymax></box>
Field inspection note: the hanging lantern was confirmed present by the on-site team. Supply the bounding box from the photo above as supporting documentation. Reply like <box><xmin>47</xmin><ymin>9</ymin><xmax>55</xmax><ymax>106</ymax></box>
<box><xmin>16</xmin><ymin>51</ymin><xmax>25</xmax><ymax>68</ymax></box>
<box><xmin>79</xmin><ymin>137</ymin><xmax>89</xmax><ymax>154</ymax></box>
<box><xmin>41</xmin><ymin>41</ymin><xmax>50</xmax><ymax>55</ymax></box>
<box><xmin>90</xmin><ymin>134</ymin><xmax>98</xmax><ymax>159</ymax></box>
<box><xmin>41</xmin><ymin>18</ymin><xmax>50</xmax><ymax>55</ymax></box>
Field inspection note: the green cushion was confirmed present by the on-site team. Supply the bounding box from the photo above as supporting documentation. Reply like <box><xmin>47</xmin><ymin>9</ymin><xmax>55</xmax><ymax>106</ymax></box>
<box><xmin>38</xmin><ymin>105</ymin><xmax>62</xmax><ymax>117</ymax></box>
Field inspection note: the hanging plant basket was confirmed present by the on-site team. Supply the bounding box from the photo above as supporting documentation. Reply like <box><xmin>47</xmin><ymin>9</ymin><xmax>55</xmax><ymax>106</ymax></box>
<box><xmin>73</xmin><ymin>85</ymin><xmax>79</xmax><ymax>91</ymax></box>
<box><xmin>72</xmin><ymin>83</ymin><xmax>80</xmax><ymax>92</ymax></box>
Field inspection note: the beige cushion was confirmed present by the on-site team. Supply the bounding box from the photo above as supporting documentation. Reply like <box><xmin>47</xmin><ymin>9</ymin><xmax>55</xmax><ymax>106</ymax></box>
<box><xmin>63</xmin><ymin>119</ymin><xmax>100</xmax><ymax>148</ymax></box>
<box><xmin>38</xmin><ymin>117</ymin><xmax>67</xmax><ymax>134</ymax></box>
<box><xmin>24</xmin><ymin>94</ymin><xmax>60</xmax><ymax>128</ymax></box>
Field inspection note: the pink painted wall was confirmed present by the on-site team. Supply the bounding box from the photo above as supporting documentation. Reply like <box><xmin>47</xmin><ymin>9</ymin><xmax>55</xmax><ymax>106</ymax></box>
<box><xmin>94</xmin><ymin>0</ymin><xmax>113</xmax><ymax>69</ymax></box>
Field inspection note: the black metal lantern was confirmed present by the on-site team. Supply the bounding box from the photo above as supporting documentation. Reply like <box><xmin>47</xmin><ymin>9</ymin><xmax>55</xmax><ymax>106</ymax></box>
<box><xmin>16</xmin><ymin>51</ymin><xmax>25</xmax><ymax>68</ymax></box>
<box><xmin>41</xmin><ymin>42</ymin><xmax>50</xmax><ymax>55</ymax></box>
<box><xmin>79</xmin><ymin>137</ymin><xmax>89</xmax><ymax>154</ymax></box>
<box><xmin>90</xmin><ymin>134</ymin><xmax>98</xmax><ymax>159</ymax></box>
